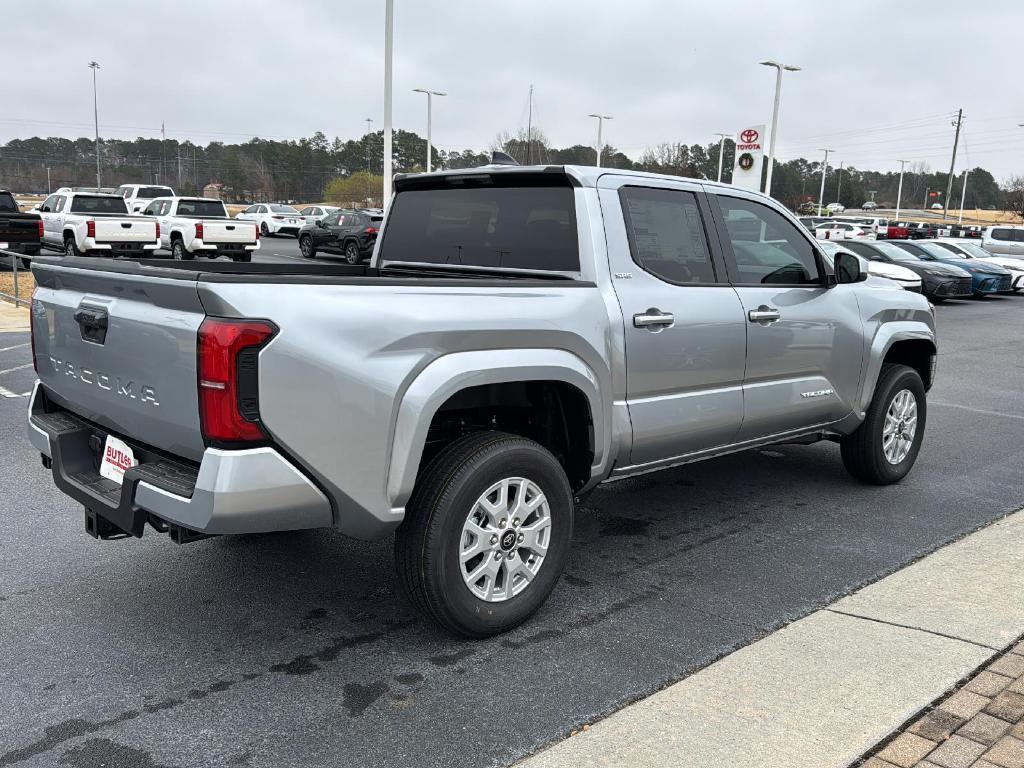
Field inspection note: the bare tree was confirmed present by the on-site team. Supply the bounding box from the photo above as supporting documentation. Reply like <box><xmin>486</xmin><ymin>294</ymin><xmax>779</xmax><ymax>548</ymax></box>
<box><xmin>1003</xmin><ymin>175</ymin><xmax>1024</xmax><ymax>218</ymax></box>
<box><xmin>492</xmin><ymin>127</ymin><xmax>550</xmax><ymax>165</ymax></box>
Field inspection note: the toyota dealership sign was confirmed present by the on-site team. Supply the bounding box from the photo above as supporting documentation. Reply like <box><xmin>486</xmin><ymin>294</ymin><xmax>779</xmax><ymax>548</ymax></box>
<box><xmin>732</xmin><ymin>124</ymin><xmax>765</xmax><ymax>191</ymax></box>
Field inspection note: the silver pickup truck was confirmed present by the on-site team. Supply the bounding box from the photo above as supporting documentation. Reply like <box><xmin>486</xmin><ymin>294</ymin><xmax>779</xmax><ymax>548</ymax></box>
<box><xmin>27</xmin><ymin>164</ymin><xmax>937</xmax><ymax>637</ymax></box>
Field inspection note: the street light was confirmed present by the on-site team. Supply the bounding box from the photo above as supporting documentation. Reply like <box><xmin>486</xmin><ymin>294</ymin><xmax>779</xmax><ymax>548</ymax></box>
<box><xmin>713</xmin><ymin>132</ymin><xmax>729</xmax><ymax>183</ymax></box>
<box><xmin>88</xmin><ymin>61</ymin><xmax>101</xmax><ymax>190</ymax></box>
<box><xmin>759</xmin><ymin>60</ymin><xmax>800</xmax><ymax>197</ymax></box>
<box><xmin>817</xmin><ymin>148</ymin><xmax>833</xmax><ymax>215</ymax></box>
<box><xmin>412</xmin><ymin>88</ymin><xmax>446</xmax><ymax>173</ymax></box>
<box><xmin>588</xmin><ymin>114</ymin><xmax>613</xmax><ymax>167</ymax></box>
<box><xmin>895</xmin><ymin>159</ymin><xmax>909</xmax><ymax>221</ymax></box>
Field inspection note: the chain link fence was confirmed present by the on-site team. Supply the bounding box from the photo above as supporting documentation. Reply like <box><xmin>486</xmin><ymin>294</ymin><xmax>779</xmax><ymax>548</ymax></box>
<box><xmin>0</xmin><ymin>249</ymin><xmax>34</xmax><ymax>308</ymax></box>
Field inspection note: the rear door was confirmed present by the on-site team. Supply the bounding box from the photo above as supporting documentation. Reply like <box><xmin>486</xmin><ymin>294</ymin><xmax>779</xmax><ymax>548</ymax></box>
<box><xmin>708</xmin><ymin>192</ymin><xmax>862</xmax><ymax>441</ymax></box>
<box><xmin>32</xmin><ymin>262</ymin><xmax>207</xmax><ymax>461</ymax></box>
<box><xmin>599</xmin><ymin>176</ymin><xmax>747</xmax><ymax>466</ymax></box>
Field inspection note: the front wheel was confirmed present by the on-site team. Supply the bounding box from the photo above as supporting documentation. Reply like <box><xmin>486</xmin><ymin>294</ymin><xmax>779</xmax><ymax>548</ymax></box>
<box><xmin>299</xmin><ymin>235</ymin><xmax>315</xmax><ymax>259</ymax></box>
<box><xmin>841</xmin><ymin>364</ymin><xmax>927</xmax><ymax>485</ymax></box>
<box><xmin>395</xmin><ymin>432</ymin><xmax>574</xmax><ymax>638</ymax></box>
<box><xmin>344</xmin><ymin>241</ymin><xmax>360</xmax><ymax>264</ymax></box>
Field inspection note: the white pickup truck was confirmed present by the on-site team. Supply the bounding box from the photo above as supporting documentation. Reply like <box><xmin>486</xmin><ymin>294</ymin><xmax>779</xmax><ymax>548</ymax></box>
<box><xmin>36</xmin><ymin>191</ymin><xmax>160</xmax><ymax>258</ymax></box>
<box><xmin>140</xmin><ymin>197</ymin><xmax>259</xmax><ymax>262</ymax></box>
<box><xmin>115</xmin><ymin>184</ymin><xmax>175</xmax><ymax>214</ymax></box>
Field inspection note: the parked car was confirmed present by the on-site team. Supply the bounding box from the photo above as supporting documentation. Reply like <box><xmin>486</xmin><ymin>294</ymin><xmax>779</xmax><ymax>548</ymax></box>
<box><xmin>0</xmin><ymin>189</ymin><xmax>42</xmax><ymax>268</ymax></box>
<box><xmin>932</xmin><ymin>238</ymin><xmax>1024</xmax><ymax>292</ymax></box>
<box><xmin>888</xmin><ymin>240</ymin><xmax>1012</xmax><ymax>296</ymax></box>
<box><xmin>894</xmin><ymin>221</ymin><xmax>934</xmax><ymax>240</ymax></box>
<box><xmin>861</xmin><ymin>201</ymin><xmax>879</xmax><ymax>211</ymax></box>
<box><xmin>235</xmin><ymin>203</ymin><xmax>304</xmax><ymax>236</ymax></box>
<box><xmin>798</xmin><ymin>216</ymin><xmax>828</xmax><ymax>231</ymax></box>
<box><xmin>930</xmin><ymin>203</ymin><xmax>943</xmax><ymax>210</ymax></box>
<box><xmin>27</xmin><ymin>165</ymin><xmax>937</xmax><ymax>637</ymax></box>
<box><xmin>297</xmin><ymin>209</ymin><xmax>382</xmax><ymax>263</ymax></box>
<box><xmin>981</xmin><ymin>225</ymin><xmax>1024</xmax><ymax>258</ymax></box>
<box><xmin>818</xmin><ymin>241</ymin><xmax>922</xmax><ymax>292</ymax></box>
<box><xmin>825</xmin><ymin>202</ymin><xmax>845</xmax><ymax>214</ymax></box>
<box><xmin>842</xmin><ymin>240</ymin><xmax>973</xmax><ymax>300</ymax></box>
<box><xmin>140</xmin><ymin>197</ymin><xmax>260</xmax><ymax>262</ymax></box>
<box><xmin>833</xmin><ymin>216</ymin><xmax>892</xmax><ymax>239</ymax></box>
<box><xmin>116</xmin><ymin>184</ymin><xmax>176</xmax><ymax>215</ymax></box>
<box><xmin>814</xmin><ymin>222</ymin><xmax>874</xmax><ymax>241</ymax></box>
<box><xmin>298</xmin><ymin>205</ymin><xmax>341</xmax><ymax>226</ymax></box>
<box><xmin>36</xmin><ymin>191</ymin><xmax>159</xmax><ymax>258</ymax></box>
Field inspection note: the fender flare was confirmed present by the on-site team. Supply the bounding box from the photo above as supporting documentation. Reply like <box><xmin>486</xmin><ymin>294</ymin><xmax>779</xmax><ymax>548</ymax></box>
<box><xmin>386</xmin><ymin>349</ymin><xmax>607</xmax><ymax>512</ymax></box>
<box><xmin>859</xmin><ymin>323</ymin><xmax>936</xmax><ymax>413</ymax></box>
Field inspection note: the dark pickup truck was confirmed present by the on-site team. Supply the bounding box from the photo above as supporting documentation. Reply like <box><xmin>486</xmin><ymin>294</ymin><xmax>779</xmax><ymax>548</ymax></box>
<box><xmin>0</xmin><ymin>189</ymin><xmax>43</xmax><ymax>267</ymax></box>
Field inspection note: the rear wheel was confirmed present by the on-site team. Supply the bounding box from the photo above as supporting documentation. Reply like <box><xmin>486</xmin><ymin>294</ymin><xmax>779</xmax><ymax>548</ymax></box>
<box><xmin>260</xmin><ymin>222</ymin><xmax>270</xmax><ymax>237</ymax></box>
<box><xmin>171</xmin><ymin>239</ymin><xmax>194</xmax><ymax>261</ymax></box>
<box><xmin>63</xmin><ymin>238</ymin><xmax>81</xmax><ymax>258</ymax></box>
<box><xmin>232</xmin><ymin>251</ymin><xmax>252</xmax><ymax>263</ymax></box>
<box><xmin>395</xmin><ymin>431</ymin><xmax>573</xmax><ymax>637</ymax></box>
<box><xmin>299</xmin><ymin>235</ymin><xmax>315</xmax><ymax>259</ymax></box>
<box><xmin>841</xmin><ymin>364</ymin><xmax>926</xmax><ymax>485</ymax></box>
<box><xmin>344</xmin><ymin>241</ymin><xmax>360</xmax><ymax>264</ymax></box>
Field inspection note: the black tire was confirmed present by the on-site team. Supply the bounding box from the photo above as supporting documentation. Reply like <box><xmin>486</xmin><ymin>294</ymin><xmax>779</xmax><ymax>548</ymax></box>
<box><xmin>233</xmin><ymin>251</ymin><xmax>252</xmax><ymax>263</ymax></box>
<box><xmin>841</xmin><ymin>364</ymin><xmax>927</xmax><ymax>485</ymax></box>
<box><xmin>344</xmin><ymin>241</ymin><xmax>360</xmax><ymax>265</ymax></box>
<box><xmin>171</xmin><ymin>239</ymin><xmax>194</xmax><ymax>261</ymax></box>
<box><xmin>299</xmin><ymin>235</ymin><xmax>316</xmax><ymax>259</ymax></box>
<box><xmin>63</xmin><ymin>238</ymin><xmax>81</xmax><ymax>258</ymax></box>
<box><xmin>260</xmin><ymin>222</ymin><xmax>270</xmax><ymax>237</ymax></box>
<box><xmin>395</xmin><ymin>431</ymin><xmax>574</xmax><ymax>638</ymax></box>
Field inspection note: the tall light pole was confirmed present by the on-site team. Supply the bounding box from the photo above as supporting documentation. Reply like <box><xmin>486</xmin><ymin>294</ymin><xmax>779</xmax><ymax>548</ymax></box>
<box><xmin>759</xmin><ymin>60</ymin><xmax>800</xmax><ymax>197</ymax></box>
<box><xmin>895</xmin><ymin>159</ymin><xmax>909</xmax><ymax>221</ymax></box>
<box><xmin>817</xmin><ymin>148</ymin><xmax>833</xmax><ymax>215</ymax></box>
<box><xmin>413</xmin><ymin>88</ymin><xmax>446</xmax><ymax>173</ymax></box>
<box><xmin>958</xmin><ymin>169</ymin><xmax>969</xmax><ymax>224</ymax></box>
<box><xmin>88</xmin><ymin>61</ymin><xmax>101</xmax><ymax>190</ymax></box>
<box><xmin>714</xmin><ymin>132</ymin><xmax>729</xmax><ymax>183</ymax></box>
<box><xmin>588</xmin><ymin>114</ymin><xmax>613</xmax><ymax>167</ymax></box>
<box><xmin>382</xmin><ymin>0</ymin><xmax>394</xmax><ymax>209</ymax></box>
<box><xmin>365</xmin><ymin>117</ymin><xmax>373</xmax><ymax>174</ymax></box>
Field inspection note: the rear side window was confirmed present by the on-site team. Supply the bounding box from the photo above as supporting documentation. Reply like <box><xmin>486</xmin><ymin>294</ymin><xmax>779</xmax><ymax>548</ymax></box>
<box><xmin>1015</xmin><ymin>231</ymin><xmax>1024</xmax><ymax>242</ymax></box>
<box><xmin>70</xmin><ymin>196</ymin><xmax>129</xmax><ymax>215</ymax></box>
<box><xmin>619</xmin><ymin>187</ymin><xmax>716</xmax><ymax>284</ymax></box>
<box><xmin>992</xmin><ymin>228</ymin><xmax>1013</xmax><ymax>241</ymax></box>
<box><xmin>715</xmin><ymin>196</ymin><xmax>821</xmax><ymax>285</ymax></box>
<box><xmin>379</xmin><ymin>183</ymin><xmax>579</xmax><ymax>272</ymax></box>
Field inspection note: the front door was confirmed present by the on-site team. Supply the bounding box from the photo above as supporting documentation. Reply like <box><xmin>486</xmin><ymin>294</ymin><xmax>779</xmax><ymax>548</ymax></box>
<box><xmin>709</xmin><ymin>193</ymin><xmax>863</xmax><ymax>441</ymax></box>
<box><xmin>600</xmin><ymin>178</ymin><xmax>747</xmax><ymax>467</ymax></box>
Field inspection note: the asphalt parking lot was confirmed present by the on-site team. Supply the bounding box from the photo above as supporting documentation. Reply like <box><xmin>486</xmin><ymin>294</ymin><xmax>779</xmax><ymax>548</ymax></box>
<box><xmin>1</xmin><ymin>296</ymin><xmax>1023</xmax><ymax>768</ymax></box>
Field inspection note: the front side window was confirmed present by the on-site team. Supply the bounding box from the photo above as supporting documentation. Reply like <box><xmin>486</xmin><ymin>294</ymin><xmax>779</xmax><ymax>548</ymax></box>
<box><xmin>142</xmin><ymin>201</ymin><xmax>161</xmax><ymax>216</ymax></box>
<box><xmin>619</xmin><ymin>186</ymin><xmax>716</xmax><ymax>284</ymax></box>
<box><xmin>715</xmin><ymin>196</ymin><xmax>822</xmax><ymax>285</ymax></box>
<box><xmin>39</xmin><ymin>195</ymin><xmax>56</xmax><ymax>212</ymax></box>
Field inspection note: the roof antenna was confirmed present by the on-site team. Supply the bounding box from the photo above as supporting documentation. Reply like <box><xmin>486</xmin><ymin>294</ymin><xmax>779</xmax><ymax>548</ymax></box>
<box><xmin>490</xmin><ymin>151</ymin><xmax>520</xmax><ymax>166</ymax></box>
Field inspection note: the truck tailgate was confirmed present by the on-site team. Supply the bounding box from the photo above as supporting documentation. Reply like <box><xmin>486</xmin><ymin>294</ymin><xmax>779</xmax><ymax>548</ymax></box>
<box><xmin>32</xmin><ymin>260</ymin><xmax>206</xmax><ymax>461</ymax></box>
<box><xmin>202</xmin><ymin>220</ymin><xmax>256</xmax><ymax>243</ymax></box>
<box><xmin>93</xmin><ymin>217</ymin><xmax>156</xmax><ymax>242</ymax></box>
<box><xmin>0</xmin><ymin>214</ymin><xmax>41</xmax><ymax>246</ymax></box>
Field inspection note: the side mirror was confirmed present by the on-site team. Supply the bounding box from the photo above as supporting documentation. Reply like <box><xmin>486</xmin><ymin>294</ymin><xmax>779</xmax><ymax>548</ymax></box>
<box><xmin>835</xmin><ymin>252</ymin><xmax>869</xmax><ymax>284</ymax></box>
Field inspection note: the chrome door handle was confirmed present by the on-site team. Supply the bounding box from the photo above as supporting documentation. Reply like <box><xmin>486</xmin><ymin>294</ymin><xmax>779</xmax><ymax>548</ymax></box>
<box><xmin>748</xmin><ymin>306</ymin><xmax>781</xmax><ymax>323</ymax></box>
<box><xmin>633</xmin><ymin>310</ymin><xmax>674</xmax><ymax>329</ymax></box>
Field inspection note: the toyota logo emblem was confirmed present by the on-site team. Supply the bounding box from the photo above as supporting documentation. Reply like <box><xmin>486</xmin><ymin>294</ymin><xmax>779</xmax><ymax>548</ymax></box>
<box><xmin>740</xmin><ymin>129</ymin><xmax>759</xmax><ymax>143</ymax></box>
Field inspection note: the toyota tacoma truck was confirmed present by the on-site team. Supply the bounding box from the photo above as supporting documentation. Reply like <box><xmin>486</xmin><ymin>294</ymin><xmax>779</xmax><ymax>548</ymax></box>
<box><xmin>139</xmin><ymin>196</ymin><xmax>260</xmax><ymax>262</ymax></box>
<box><xmin>36</xmin><ymin>191</ymin><xmax>160</xmax><ymax>258</ymax></box>
<box><xmin>0</xmin><ymin>189</ymin><xmax>43</xmax><ymax>267</ymax></box>
<box><xmin>26</xmin><ymin>164</ymin><xmax>937</xmax><ymax>637</ymax></box>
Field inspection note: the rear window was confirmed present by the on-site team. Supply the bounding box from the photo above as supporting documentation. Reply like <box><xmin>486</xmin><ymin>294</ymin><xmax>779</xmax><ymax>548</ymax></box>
<box><xmin>69</xmin><ymin>196</ymin><xmax>129</xmax><ymax>215</ymax></box>
<box><xmin>135</xmin><ymin>186</ymin><xmax>174</xmax><ymax>199</ymax></box>
<box><xmin>176</xmin><ymin>199</ymin><xmax>227</xmax><ymax>217</ymax></box>
<box><xmin>0</xmin><ymin>192</ymin><xmax>17</xmax><ymax>212</ymax></box>
<box><xmin>379</xmin><ymin>184</ymin><xmax>579</xmax><ymax>272</ymax></box>
<box><xmin>269</xmin><ymin>205</ymin><xmax>299</xmax><ymax>214</ymax></box>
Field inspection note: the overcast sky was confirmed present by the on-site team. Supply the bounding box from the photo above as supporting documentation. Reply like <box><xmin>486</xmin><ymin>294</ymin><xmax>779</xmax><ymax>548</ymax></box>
<box><xmin>5</xmin><ymin>0</ymin><xmax>1022</xmax><ymax>177</ymax></box>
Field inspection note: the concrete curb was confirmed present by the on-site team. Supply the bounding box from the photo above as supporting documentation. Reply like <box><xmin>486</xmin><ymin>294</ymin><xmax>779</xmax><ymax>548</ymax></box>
<box><xmin>517</xmin><ymin>508</ymin><xmax>1024</xmax><ymax>768</ymax></box>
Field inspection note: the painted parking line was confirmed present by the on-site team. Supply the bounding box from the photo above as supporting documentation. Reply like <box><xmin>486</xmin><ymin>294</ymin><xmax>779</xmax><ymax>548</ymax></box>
<box><xmin>0</xmin><ymin>384</ymin><xmax>29</xmax><ymax>398</ymax></box>
<box><xmin>930</xmin><ymin>400</ymin><xmax>1024</xmax><ymax>422</ymax></box>
<box><xmin>0</xmin><ymin>343</ymin><xmax>28</xmax><ymax>353</ymax></box>
<box><xmin>0</xmin><ymin>362</ymin><xmax>32</xmax><ymax>376</ymax></box>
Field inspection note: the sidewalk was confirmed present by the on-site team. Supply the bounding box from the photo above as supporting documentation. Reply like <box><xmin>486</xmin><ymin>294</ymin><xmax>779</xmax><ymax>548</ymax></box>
<box><xmin>518</xmin><ymin>508</ymin><xmax>1024</xmax><ymax>768</ymax></box>
<box><xmin>0</xmin><ymin>300</ymin><xmax>30</xmax><ymax>332</ymax></box>
<box><xmin>864</xmin><ymin>641</ymin><xmax>1024</xmax><ymax>768</ymax></box>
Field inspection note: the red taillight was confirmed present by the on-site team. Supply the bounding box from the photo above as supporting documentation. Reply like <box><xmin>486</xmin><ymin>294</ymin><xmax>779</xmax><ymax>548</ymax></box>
<box><xmin>195</xmin><ymin>222</ymin><xmax>203</xmax><ymax>240</ymax></box>
<box><xmin>155</xmin><ymin>222</ymin><xmax>161</xmax><ymax>240</ymax></box>
<box><xmin>30</xmin><ymin>296</ymin><xmax>40</xmax><ymax>373</ymax></box>
<box><xmin>197</xmin><ymin>318</ymin><xmax>277</xmax><ymax>444</ymax></box>
<box><xmin>365</xmin><ymin>227</ymin><xmax>378</xmax><ymax>235</ymax></box>
<box><xmin>254</xmin><ymin>225</ymin><xmax>261</xmax><ymax>240</ymax></box>
<box><xmin>86</xmin><ymin>220</ymin><xmax>95</xmax><ymax>239</ymax></box>
<box><xmin>273</xmin><ymin>215</ymin><xmax>286</xmax><ymax>220</ymax></box>
<box><xmin>36</xmin><ymin>219</ymin><xmax>43</xmax><ymax>239</ymax></box>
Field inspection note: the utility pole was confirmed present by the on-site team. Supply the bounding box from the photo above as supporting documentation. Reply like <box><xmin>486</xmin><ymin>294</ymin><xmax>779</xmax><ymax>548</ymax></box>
<box><xmin>714</xmin><ymin>132</ymin><xmax>729</xmax><ymax>183</ymax></box>
<box><xmin>413</xmin><ymin>88</ymin><xmax>446</xmax><ymax>172</ymax></box>
<box><xmin>817</xmin><ymin>148</ymin><xmax>832</xmax><ymax>215</ymax></box>
<box><xmin>943</xmin><ymin>108</ymin><xmax>963</xmax><ymax>220</ymax></box>
<box><xmin>88</xmin><ymin>61</ymin><xmax>101</xmax><ymax>190</ymax></box>
<box><xmin>177</xmin><ymin>146</ymin><xmax>182</xmax><ymax>189</ymax></box>
<box><xmin>836</xmin><ymin>160</ymin><xmax>843</xmax><ymax>203</ymax></box>
<box><xmin>588</xmin><ymin>114</ymin><xmax>612</xmax><ymax>167</ymax></box>
<box><xmin>193</xmin><ymin>147</ymin><xmax>198</xmax><ymax>193</ymax></box>
<box><xmin>365</xmin><ymin>118</ymin><xmax>373</xmax><ymax>174</ymax></box>
<box><xmin>161</xmin><ymin>121</ymin><xmax>166</xmax><ymax>188</ymax></box>
<box><xmin>382</xmin><ymin>0</ymin><xmax>394</xmax><ymax>208</ymax></box>
<box><xmin>526</xmin><ymin>84</ymin><xmax>534</xmax><ymax>165</ymax></box>
<box><xmin>46</xmin><ymin>167</ymin><xmax>51</xmax><ymax>194</ymax></box>
<box><xmin>895</xmin><ymin>160</ymin><xmax>909</xmax><ymax>221</ymax></box>
<box><xmin>958</xmin><ymin>169</ymin><xmax>969</xmax><ymax>224</ymax></box>
<box><xmin>760</xmin><ymin>60</ymin><xmax>801</xmax><ymax>196</ymax></box>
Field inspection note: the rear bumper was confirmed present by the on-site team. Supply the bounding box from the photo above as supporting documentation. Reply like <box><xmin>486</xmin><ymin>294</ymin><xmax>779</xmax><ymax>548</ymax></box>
<box><xmin>192</xmin><ymin>240</ymin><xmax>260</xmax><ymax>252</ymax></box>
<box><xmin>28</xmin><ymin>382</ymin><xmax>332</xmax><ymax>537</ymax></box>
